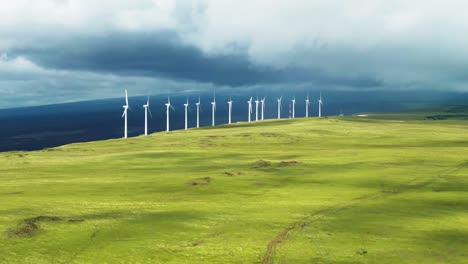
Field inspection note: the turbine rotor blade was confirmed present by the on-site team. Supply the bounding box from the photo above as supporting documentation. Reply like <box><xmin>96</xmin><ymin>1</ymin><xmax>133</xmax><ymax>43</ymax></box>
<box><xmin>148</xmin><ymin>107</ymin><xmax>153</xmax><ymax>118</ymax></box>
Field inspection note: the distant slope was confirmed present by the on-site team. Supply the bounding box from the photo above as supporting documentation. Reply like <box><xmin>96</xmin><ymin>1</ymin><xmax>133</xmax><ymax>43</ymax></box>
<box><xmin>1</xmin><ymin>90</ymin><xmax>467</xmax><ymax>152</ymax></box>
<box><xmin>423</xmin><ymin>105</ymin><xmax>468</xmax><ymax>120</ymax></box>
<box><xmin>356</xmin><ymin>104</ymin><xmax>468</xmax><ymax>121</ymax></box>
<box><xmin>1</xmin><ymin>117</ymin><xmax>467</xmax><ymax>263</ymax></box>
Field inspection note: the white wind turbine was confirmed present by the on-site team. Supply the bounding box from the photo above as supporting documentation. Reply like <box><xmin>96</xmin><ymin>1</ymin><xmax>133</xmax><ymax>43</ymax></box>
<box><xmin>211</xmin><ymin>93</ymin><xmax>216</xmax><ymax>126</ymax></box>
<box><xmin>165</xmin><ymin>97</ymin><xmax>175</xmax><ymax>132</ymax></box>
<box><xmin>305</xmin><ymin>94</ymin><xmax>310</xmax><ymax>118</ymax></box>
<box><xmin>196</xmin><ymin>97</ymin><xmax>201</xmax><ymax>128</ymax></box>
<box><xmin>276</xmin><ymin>96</ymin><xmax>282</xmax><ymax>119</ymax></box>
<box><xmin>255</xmin><ymin>97</ymin><xmax>260</xmax><ymax>121</ymax></box>
<box><xmin>143</xmin><ymin>97</ymin><xmax>152</xmax><ymax>136</ymax></box>
<box><xmin>184</xmin><ymin>97</ymin><xmax>191</xmax><ymax>130</ymax></box>
<box><xmin>122</xmin><ymin>89</ymin><xmax>130</xmax><ymax>139</ymax></box>
<box><xmin>318</xmin><ymin>92</ymin><xmax>323</xmax><ymax>118</ymax></box>
<box><xmin>228</xmin><ymin>97</ymin><xmax>233</xmax><ymax>124</ymax></box>
<box><xmin>247</xmin><ymin>97</ymin><xmax>253</xmax><ymax>122</ymax></box>
<box><xmin>261</xmin><ymin>97</ymin><xmax>266</xmax><ymax>120</ymax></box>
<box><xmin>291</xmin><ymin>96</ymin><xmax>296</xmax><ymax>118</ymax></box>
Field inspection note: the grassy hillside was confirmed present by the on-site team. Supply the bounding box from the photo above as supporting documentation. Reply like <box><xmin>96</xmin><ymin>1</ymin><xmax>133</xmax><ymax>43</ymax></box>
<box><xmin>1</xmin><ymin>116</ymin><xmax>467</xmax><ymax>263</ymax></box>
<box><xmin>361</xmin><ymin>104</ymin><xmax>468</xmax><ymax>120</ymax></box>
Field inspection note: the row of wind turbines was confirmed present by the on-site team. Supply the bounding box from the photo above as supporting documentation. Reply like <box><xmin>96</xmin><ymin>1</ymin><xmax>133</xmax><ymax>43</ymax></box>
<box><xmin>121</xmin><ymin>89</ymin><xmax>324</xmax><ymax>138</ymax></box>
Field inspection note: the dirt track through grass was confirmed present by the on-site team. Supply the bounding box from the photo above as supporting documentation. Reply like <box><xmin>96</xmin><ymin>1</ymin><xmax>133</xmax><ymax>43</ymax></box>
<box><xmin>262</xmin><ymin>161</ymin><xmax>468</xmax><ymax>264</ymax></box>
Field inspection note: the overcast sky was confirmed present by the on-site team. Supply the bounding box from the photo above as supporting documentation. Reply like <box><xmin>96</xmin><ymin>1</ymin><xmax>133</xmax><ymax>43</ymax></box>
<box><xmin>1</xmin><ymin>0</ymin><xmax>468</xmax><ymax>108</ymax></box>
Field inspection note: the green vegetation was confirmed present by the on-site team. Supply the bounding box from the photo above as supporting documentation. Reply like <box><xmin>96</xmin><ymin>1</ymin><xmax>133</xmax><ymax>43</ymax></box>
<box><xmin>362</xmin><ymin>104</ymin><xmax>468</xmax><ymax>120</ymax></box>
<box><xmin>1</xmin><ymin>116</ymin><xmax>467</xmax><ymax>263</ymax></box>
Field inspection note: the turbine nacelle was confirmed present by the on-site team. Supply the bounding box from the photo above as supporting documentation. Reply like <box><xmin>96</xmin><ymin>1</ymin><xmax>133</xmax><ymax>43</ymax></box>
<box><xmin>211</xmin><ymin>101</ymin><xmax>216</xmax><ymax>111</ymax></box>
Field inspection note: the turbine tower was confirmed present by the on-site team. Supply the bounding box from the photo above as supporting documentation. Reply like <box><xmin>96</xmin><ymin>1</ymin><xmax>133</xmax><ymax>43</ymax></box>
<box><xmin>261</xmin><ymin>97</ymin><xmax>266</xmax><ymax>120</ymax></box>
<box><xmin>184</xmin><ymin>97</ymin><xmax>191</xmax><ymax>130</ymax></box>
<box><xmin>211</xmin><ymin>93</ymin><xmax>216</xmax><ymax>126</ymax></box>
<box><xmin>196</xmin><ymin>97</ymin><xmax>201</xmax><ymax>128</ymax></box>
<box><xmin>305</xmin><ymin>94</ymin><xmax>310</xmax><ymax>118</ymax></box>
<box><xmin>277</xmin><ymin>96</ymin><xmax>282</xmax><ymax>119</ymax></box>
<box><xmin>165</xmin><ymin>97</ymin><xmax>175</xmax><ymax>132</ymax></box>
<box><xmin>228</xmin><ymin>97</ymin><xmax>233</xmax><ymax>124</ymax></box>
<box><xmin>122</xmin><ymin>89</ymin><xmax>129</xmax><ymax>139</ymax></box>
<box><xmin>255</xmin><ymin>97</ymin><xmax>260</xmax><ymax>121</ymax></box>
<box><xmin>247</xmin><ymin>97</ymin><xmax>253</xmax><ymax>122</ymax></box>
<box><xmin>318</xmin><ymin>92</ymin><xmax>323</xmax><ymax>118</ymax></box>
<box><xmin>143</xmin><ymin>97</ymin><xmax>152</xmax><ymax>136</ymax></box>
<box><xmin>291</xmin><ymin>96</ymin><xmax>296</xmax><ymax>118</ymax></box>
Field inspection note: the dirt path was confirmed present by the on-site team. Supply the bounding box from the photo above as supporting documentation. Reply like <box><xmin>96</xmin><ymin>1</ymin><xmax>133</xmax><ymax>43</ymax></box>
<box><xmin>261</xmin><ymin>162</ymin><xmax>468</xmax><ymax>264</ymax></box>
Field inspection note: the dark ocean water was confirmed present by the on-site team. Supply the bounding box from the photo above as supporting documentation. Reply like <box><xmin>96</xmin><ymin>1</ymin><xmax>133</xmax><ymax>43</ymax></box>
<box><xmin>0</xmin><ymin>90</ymin><xmax>465</xmax><ymax>152</ymax></box>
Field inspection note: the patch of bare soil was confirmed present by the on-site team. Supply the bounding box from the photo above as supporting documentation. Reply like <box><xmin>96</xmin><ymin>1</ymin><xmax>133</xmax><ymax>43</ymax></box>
<box><xmin>278</xmin><ymin>161</ymin><xmax>303</xmax><ymax>166</ymax></box>
<box><xmin>191</xmin><ymin>240</ymin><xmax>204</xmax><ymax>246</ymax></box>
<box><xmin>190</xmin><ymin>177</ymin><xmax>213</xmax><ymax>186</ymax></box>
<box><xmin>8</xmin><ymin>216</ymin><xmax>62</xmax><ymax>238</ymax></box>
<box><xmin>7</xmin><ymin>215</ymin><xmax>85</xmax><ymax>238</ymax></box>
<box><xmin>224</xmin><ymin>171</ymin><xmax>244</xmax><ymax>176</ymax></box>
<box><xmin>68</xmin><ymin>219</ymin><xmax>85</xmax><ymax>223</ymax></box>
<box><xmin>238</xmin><ymin>133</ymin><xmax>252</xmax><ymax>138</ymax></box>
<box><xmin>253</xmin><ymin>160</ymin><xmax>272</xmax><ymax>168</ymax></box>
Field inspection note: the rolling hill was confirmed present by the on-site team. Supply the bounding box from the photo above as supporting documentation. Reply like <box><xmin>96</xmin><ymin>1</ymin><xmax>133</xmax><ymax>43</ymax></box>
<box><xmin>1</xmin><ymin>116</ymin><xmax>467</xmax><ymax>263</ymax></box>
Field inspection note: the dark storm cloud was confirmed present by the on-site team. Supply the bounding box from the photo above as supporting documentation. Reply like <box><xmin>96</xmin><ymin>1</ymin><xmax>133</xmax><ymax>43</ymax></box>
<box><xmin>4</xmin><ymin>0</ymin><xmax>467</xmax><ymax>109</ymax></box>
<box><xmin>9</xmin><ymin>32</ymin><xmax>382</xmax><ymax>88</ymax></box>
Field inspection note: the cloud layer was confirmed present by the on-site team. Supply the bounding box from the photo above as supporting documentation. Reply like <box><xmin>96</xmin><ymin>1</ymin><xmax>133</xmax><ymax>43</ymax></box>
<box><xmin>1</xmin><ymin>0</ymin><xmax>468</xmax><ymax>108</ymax></box>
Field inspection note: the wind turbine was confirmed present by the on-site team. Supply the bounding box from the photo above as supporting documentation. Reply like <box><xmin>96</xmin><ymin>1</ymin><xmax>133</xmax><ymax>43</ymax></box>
<box><xmin>122</xmin><ymin>89</ymin><xmax>130</xmax><ymax>138</ymax></box>
<box><xmin>184</xmin><ymin>97</ymin><xmax>191</xmax><ymax>130</ymax></box>
<box><xmin>255</xmin><ymin>97</ymin><xmax>260</xmax><ymax>121</ymax></box>
<box><xmin>228</xmin><ymin>97</ymin><xmax>233</xmax><ymax>124</ymax></box>
<box><xmin>291</xmin><ymin>96</ymin><xmax>296</xmax><ymax>118</ymax></box>
<box><xmin>165</xmin><ymin>97</ymin><xmax>175</xmax><ymax>132</ymax></box>
<box><xmin>261</xmin><ymin>97</ymin><xmax>266</xmax><ymax>120</ymax></box>
<box><xmin>196</xmin><ymin>97</ymin><xmax>201</xmax><ymax>128</ymax></box>
<box><xmin>211</xmin><ymin>93</ymin><xmax>216</xmax><ymax>126</ymax></box>
<box><xmin>318</xmin><ymin>92</ymin><xmax>323</xmax><ymax>118</ymax></box>
<box><xmin>143</xmin><ymin>97</ymin><xmax>152</xmax><ymax>136</ymax></box>
<box><xmin>247</xmin><ymin>97</ymin><xmax>253</xmax><ymax>122</ymax></box>
<box><xmin>276</xmin><ymin>96</ymin><xmax>282</xmax><ymax>119</ymax></box>
<box><xmin>305</xmin><ymin>94</ymin><xmax>310</xmax><ymax>118</ymax></box>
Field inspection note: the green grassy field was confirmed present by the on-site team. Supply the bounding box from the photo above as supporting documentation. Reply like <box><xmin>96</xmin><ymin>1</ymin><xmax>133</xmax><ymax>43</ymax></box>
<box><xmin>1</xmin><ymin>116</ymin><xmax>467</xmax><ymax>263</ymax></box>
